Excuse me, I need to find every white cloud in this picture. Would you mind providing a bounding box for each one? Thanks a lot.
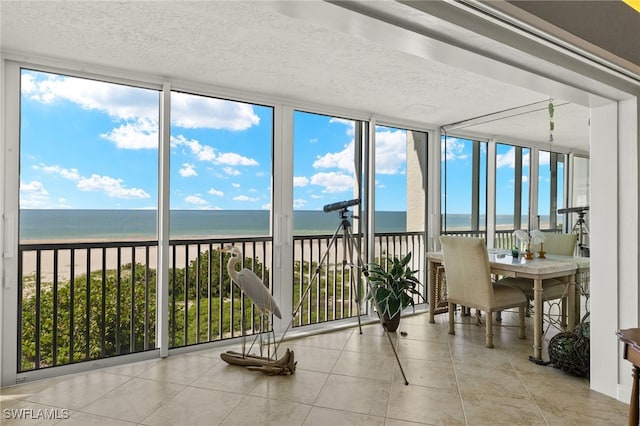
[171,92,260,130]
[375,129,406,175]
[496,147,532,168]
[232,183,240,188]
[171,135,258,167]
[33,163,81,180]
[20,180,49,208]
[185,194,208,206]
[441,137,468,161]
[309,138,318,144]
[313,142,354,172]
[179,163,198,177]
[293,176,310,187]
[215,152,259,166]
[233,195,260,202]
[172,135,217,161]
[224,167,241,176]
[208,187,224,197]
[293,198,308,208]
[22,72,158,121]
[310,172,354,193]
[77,174,150,199]
[101,117,158,149]
[329,117,355,136]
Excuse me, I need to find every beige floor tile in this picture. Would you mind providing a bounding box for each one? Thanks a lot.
[455,364,530,400]
[24,371,131,410]
[0,312,630,426]
[0,399,67,426]
[395,339,452,362]
[141,386,243,426]
[61,411,137,425]
[221,395,311,426]
[384,419,428,426]
[386,382,465,425]
[303,406,386,425]
[191,360,267,394]
[343,332,397,356]
[249,369,328,405]
[99,358,159,377]
[394,322,450,343]
[394,357,457,390]
[137,354,216,385]
[286,344,341,373]
[332,349,396,381]
[79,377,184,423]
[314,374,390,417]
[462,394,546,425]
[290,330,353,351]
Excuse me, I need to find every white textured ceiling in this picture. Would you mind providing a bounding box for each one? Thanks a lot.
[1,0,592,152]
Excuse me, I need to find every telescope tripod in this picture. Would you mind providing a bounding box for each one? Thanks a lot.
[571,210,590,257]
[275,207,409,385]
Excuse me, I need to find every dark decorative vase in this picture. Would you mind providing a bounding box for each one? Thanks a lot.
[383,312,401,332]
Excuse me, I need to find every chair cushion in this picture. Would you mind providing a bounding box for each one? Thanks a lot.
[499,277,567,300]
[492,284,528,311]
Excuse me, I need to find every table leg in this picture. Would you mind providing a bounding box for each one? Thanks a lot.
[631,365,639,426]
[429,260,437,323]
[568,273,576,330]
[532,277,543,361]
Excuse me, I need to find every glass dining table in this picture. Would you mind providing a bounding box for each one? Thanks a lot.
[427,249,590,363]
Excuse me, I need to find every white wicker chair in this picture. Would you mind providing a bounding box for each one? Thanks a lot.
[440,236,527,348]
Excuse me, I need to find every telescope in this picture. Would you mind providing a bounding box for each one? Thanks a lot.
[557,206,589,214]
[323,198,360,213]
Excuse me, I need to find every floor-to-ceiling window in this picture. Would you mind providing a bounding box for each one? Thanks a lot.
[168,91,273,347]
[19,69,160,370]
[537,150,566,230]
[291,111,365,325]
[374,124,427,303]
[441,135,487,236]
[495,143,530,236]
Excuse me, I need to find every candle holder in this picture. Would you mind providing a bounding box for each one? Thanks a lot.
[538,242,546,259]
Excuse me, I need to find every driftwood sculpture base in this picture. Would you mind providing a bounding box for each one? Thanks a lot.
[220,348,296,375]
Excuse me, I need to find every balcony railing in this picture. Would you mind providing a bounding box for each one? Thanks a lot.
[17,232,426,372]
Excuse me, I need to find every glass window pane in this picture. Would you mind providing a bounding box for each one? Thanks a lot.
[169,91,273,237]
[292,111,360,233]
[20,69,160,240]
[441,136,486,233]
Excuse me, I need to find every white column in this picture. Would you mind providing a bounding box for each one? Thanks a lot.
[486,139,497,249]
[156,83,171,358]
[272,105,294,334]
[428,128,441,252]
[1,61,20,386]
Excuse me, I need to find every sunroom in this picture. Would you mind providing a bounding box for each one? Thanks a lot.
[1,0,639,416]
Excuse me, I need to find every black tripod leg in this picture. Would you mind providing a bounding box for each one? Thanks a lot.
[345,227,410,385]
[342,235,362,334]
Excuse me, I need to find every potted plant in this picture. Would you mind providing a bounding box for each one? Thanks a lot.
[366,252,422,332]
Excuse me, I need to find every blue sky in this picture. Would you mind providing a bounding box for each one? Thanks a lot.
[19,69,557,215]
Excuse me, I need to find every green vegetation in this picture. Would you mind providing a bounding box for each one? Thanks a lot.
[19,250,363,372]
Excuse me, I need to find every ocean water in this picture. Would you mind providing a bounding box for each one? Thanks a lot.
[19,210,549,241]
[19,209,408,241]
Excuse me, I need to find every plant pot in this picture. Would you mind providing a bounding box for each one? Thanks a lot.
[383,312,401,332]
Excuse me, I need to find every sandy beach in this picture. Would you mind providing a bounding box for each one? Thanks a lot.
[19,237,407,283]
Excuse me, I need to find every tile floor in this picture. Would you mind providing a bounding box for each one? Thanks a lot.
[0,311,629,425]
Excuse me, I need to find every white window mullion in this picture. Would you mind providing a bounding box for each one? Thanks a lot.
[157,83,171,357]
[1,61,21,386]
[272,104,293,334]
[486,139,497,248]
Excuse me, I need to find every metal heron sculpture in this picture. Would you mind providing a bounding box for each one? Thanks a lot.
[222,246,282,319]
[218,246,295,375]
